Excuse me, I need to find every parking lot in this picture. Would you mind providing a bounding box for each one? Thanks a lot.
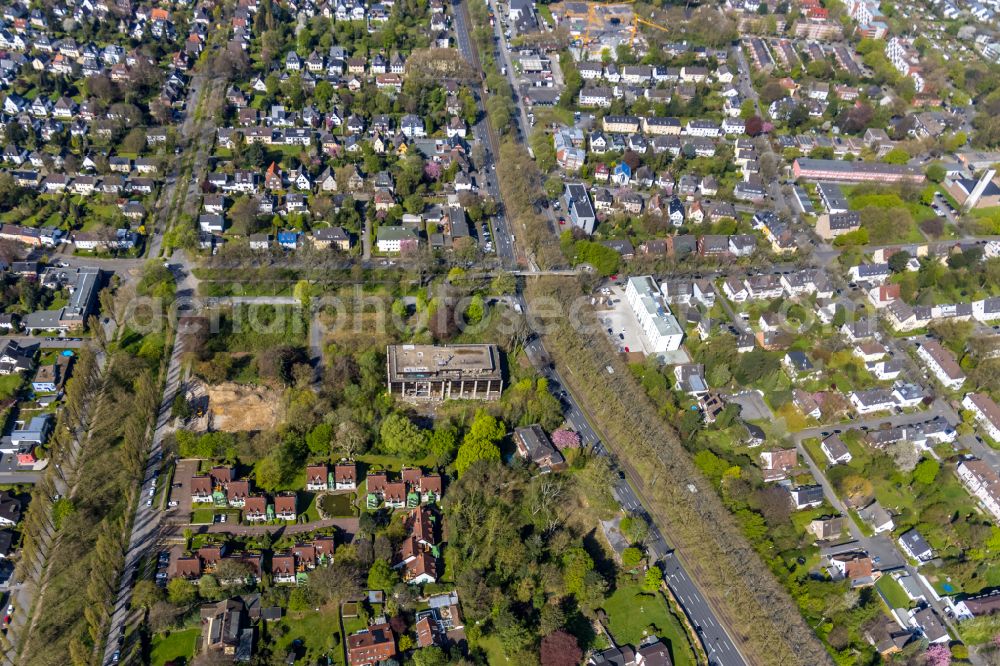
[594,285,648,355]
[168,459,199,522]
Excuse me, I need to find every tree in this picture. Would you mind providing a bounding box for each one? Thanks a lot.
[491,272,516,295]
[254,454,283,492]
[428,426,459,463]
[412,647,449,666]
[379,413,428,458]
[926,162,946,183]
[167,578,197,606]
[841,475,873,505]
[888,250,911,273]
[643,566,662,592]
[745,116,764,137]
[913,458,940,485]
[455,411,505,475]
[562,547,594,597]
[198,574,221,600]
[619,515,649,544]
[883,147,910,164]
[367,558,399,590]
[306,423,334,456]
[539,630,582,666]
[132,580,163,609]
[336,420,369,457]
[464,294,485,325]
[551,429,581,449]
[621,547,643,569]
[925,643,952,666]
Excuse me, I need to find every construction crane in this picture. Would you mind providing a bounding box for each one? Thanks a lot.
[580,0,636,49]
[629,14,674,47]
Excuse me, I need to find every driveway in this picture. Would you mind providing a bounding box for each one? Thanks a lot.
[168,459,199,522]
[725,390,774,422]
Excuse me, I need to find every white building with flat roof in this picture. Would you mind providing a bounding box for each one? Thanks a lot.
[624,276,683,353]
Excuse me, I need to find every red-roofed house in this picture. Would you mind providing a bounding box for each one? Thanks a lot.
[335,463,357,490]
[293,544,318,569]
[171,555,202,579]
[384,482,406,509]
[366,472,388,496]
[401,467,422,485]
[272,553,297,584]
[314,535,336,563]
[275,494,297,521]
[243,495,267,522]
[191,475,213,503]
[306,464,329,491]
[759,448,798,482]
[415,616,443,648]
[227,480,251,507]
[347,623,395,666]
[403,552,438,584]
[417,475,443,502]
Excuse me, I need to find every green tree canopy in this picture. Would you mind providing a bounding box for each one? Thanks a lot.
[379,413,428,458]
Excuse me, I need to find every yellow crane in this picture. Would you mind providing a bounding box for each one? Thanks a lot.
[629,14,674,47]
[579,0,636,48]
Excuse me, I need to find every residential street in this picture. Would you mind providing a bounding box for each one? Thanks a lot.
[794,436,963,640]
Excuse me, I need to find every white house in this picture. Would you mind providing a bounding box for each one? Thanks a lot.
[821,434,853,465]
[916,340,965,391]
[958,458,1000,521]
[625,276,684,353]
[963,393,1000,442]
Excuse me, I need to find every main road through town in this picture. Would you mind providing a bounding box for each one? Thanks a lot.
[452,0,748,661]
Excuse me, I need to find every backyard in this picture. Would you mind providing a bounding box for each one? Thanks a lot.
[600,583,697,666]
[150,627,199,666]
[270,607,345,666]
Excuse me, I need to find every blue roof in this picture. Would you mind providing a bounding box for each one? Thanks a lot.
[613,162,632,177]
[277,231,300,242]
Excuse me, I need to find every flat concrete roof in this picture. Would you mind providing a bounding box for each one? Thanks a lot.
[387,344,500,381]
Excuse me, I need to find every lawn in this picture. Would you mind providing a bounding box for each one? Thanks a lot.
[273,608,345,666]
[0,374,23,401]
[355,453,437,472]
[150,627,199,666]
[875,575,911,610]
[601,583,696,666]
[191,508,216,524]
[476,634,510,664]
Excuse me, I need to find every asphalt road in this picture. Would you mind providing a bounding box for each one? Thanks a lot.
[99,267,193,665]
[452,0,518,268]
[520,307,746,666]
[451,2,747,660]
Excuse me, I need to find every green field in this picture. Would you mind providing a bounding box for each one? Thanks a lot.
[150,627,199,666]
[601,584,697,666]
[273,608,345,666]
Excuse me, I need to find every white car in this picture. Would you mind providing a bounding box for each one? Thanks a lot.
[146,499,153,507]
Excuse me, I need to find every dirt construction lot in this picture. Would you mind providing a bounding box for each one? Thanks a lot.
[188,379,283,432]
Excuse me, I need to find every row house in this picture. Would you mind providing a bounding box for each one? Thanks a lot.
[963,393,1000,442]
[394,506,439,584]
[366,468,443,509]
